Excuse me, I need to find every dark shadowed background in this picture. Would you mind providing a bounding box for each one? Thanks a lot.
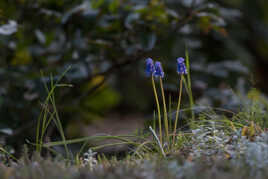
[0,0,268,154]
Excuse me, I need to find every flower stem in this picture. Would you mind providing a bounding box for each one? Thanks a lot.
[172,75,183,147]
[159,77,169,143]
[151,75,162,145]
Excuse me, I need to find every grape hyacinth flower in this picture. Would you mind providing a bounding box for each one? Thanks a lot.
[154,61,164,78]
[145,58,155,76]
[173,57,187,146]
[145,58,163,145]
[154,61,169,141]
[177,57,187,75]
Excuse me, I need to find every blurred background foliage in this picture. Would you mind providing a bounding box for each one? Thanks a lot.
[0,0,267,152]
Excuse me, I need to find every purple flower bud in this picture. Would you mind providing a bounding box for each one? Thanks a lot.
[154,61,164,78]
[177,57,187,75]
[145,58,155,76]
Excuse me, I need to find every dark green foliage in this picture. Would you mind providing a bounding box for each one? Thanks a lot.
[0,0,267,151]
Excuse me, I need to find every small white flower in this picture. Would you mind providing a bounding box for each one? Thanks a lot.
[81,149,97,170]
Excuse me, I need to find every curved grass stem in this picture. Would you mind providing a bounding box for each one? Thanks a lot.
[149,126,166,157]
[159,78,169,144]
[172,75,183,147]
[151,75,162,145]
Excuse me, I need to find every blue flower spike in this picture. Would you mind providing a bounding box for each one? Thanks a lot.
[154,61,164,78]
[177,57,187,75]
[145,58,155,77]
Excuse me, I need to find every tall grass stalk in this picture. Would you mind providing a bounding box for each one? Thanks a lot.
[168,94,172,132]
[36,66,72,159]
[185,50,195,122]
[172,75,183,146]
[49,75,70,159]
[151,75,163,145]
[153,111,156,131]
[159,78,169,143]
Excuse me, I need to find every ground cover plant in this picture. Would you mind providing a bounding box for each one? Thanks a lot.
[0,0,260,151]
[1,53,268,179]
[2,1,268,178]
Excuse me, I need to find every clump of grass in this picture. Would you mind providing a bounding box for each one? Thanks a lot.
[32,51,267,162]
[2,52,268,179]
[35,66,73,159]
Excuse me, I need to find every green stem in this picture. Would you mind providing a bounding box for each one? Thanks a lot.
[168,94,172,132]
[185,50,195,122]
[159,77,169,143]
[172,75,183,147]
[151,75,162,145]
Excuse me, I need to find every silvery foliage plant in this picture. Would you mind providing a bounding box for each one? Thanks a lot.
[189,121,231,159]
[187,121,268,175]
[232,132,268,171]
